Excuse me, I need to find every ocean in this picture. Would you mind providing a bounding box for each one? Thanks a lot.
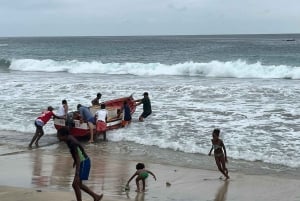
[1,34,300,181]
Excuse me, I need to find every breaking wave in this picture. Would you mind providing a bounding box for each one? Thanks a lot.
[8,58,300,79]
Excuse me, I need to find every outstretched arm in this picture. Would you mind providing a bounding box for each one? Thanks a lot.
[127,172,138,184]
[134,99,142,102]
[147,170,157,180]
[52,113,62,119]
[134,99,142,106]
[208,145,213,156]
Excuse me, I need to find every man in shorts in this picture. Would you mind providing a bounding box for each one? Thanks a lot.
[95,103,108,140]
[57,127,103,201]
[77,104,96,143]
[135,92,152,122]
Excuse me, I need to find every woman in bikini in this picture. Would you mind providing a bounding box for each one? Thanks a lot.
[208,128,230,180]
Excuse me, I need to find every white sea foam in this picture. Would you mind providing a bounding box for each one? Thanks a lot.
[8,58,300,79]
[1,69,300,168]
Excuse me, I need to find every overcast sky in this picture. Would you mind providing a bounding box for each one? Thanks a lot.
[0,0,299,37]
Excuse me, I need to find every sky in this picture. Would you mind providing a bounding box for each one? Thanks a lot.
[0,0,299,37]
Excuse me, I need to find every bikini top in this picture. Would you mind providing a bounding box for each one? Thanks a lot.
[212,139,223,150]
[213,144,222,150]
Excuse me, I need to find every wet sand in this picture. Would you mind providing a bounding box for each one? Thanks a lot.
[0,143,300,201]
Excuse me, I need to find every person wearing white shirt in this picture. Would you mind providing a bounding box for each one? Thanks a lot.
[95,104,108,140]
[57,99,68,119]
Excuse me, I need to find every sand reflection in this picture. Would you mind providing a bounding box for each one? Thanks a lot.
[214,181,229,201]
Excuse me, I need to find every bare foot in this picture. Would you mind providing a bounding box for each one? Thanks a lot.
[94,193,103,201]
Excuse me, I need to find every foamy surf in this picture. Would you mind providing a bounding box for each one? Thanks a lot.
[8,58,300,79]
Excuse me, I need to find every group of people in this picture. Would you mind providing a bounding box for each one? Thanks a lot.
[28,91,230,201]
[57,127,157,201]
[28,92,154,201]
[29,92,152,146]
[55,126,228,201]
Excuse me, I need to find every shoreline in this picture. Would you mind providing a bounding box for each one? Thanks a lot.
[1,167,300,201]
[1,145,300,201]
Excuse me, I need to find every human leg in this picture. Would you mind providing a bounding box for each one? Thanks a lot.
[29,125,43,147]
[103,131,107,141]
[142,179,146,191]
[215,157,229,179]
[88,122,94,143]
[72,177,82,201]
[138,115,144,122]
[29,133,38,147]
[74,159,103,201]
[135,177,141,192]
[34,127,44,146]
[139,111,151,122]
[79,182,103,201]
[220,157,229,179]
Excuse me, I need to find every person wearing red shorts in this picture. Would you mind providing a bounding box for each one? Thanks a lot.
[95,103,108,140]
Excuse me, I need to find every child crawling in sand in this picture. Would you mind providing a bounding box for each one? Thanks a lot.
[127,163,157,192]
[208,128,230,180]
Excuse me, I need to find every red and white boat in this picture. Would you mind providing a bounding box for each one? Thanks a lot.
[54,95,136,138]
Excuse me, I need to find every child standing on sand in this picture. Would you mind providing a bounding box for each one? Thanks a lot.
[127,163,156,192]
[57,127,103,201]
[208,128,230,180]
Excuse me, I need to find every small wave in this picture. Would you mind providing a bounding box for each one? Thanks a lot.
[8,58,300,79]
[0,44,8,47]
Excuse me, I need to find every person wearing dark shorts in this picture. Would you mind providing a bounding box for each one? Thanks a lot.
[57,127,103,201]
[135,92,152,122]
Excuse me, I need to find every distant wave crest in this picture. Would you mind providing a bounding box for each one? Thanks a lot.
[8,58,300,79]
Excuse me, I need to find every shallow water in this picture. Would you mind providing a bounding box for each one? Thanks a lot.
[1,35,300,180]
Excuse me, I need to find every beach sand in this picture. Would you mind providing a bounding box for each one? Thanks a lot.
[0,142,300,201]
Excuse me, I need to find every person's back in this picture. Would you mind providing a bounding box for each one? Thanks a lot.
[77,104,96,143]
[79,105,93,122]
[38,108,55,125]
[95,104,108,140]
[96,109,107,122]
[142,96,151,113]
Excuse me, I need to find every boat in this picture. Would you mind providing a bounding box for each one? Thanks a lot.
[54,95,136,139]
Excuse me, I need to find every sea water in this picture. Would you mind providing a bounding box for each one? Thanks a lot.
[1,34,300,178]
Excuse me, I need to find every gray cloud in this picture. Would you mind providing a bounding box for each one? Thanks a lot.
[0,0,299,36]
